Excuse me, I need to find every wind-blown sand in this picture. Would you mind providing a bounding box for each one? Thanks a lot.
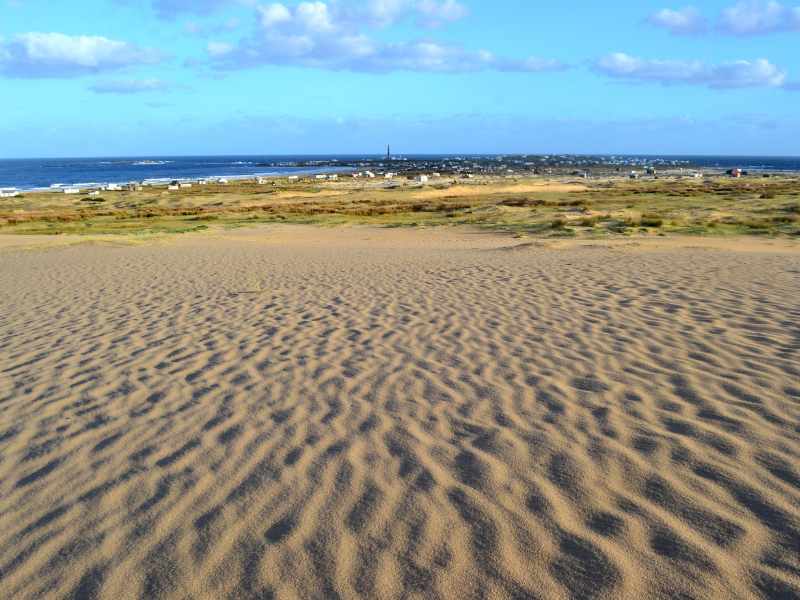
[1,227,799,600]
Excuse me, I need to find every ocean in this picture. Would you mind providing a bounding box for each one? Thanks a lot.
[0,154,798,191]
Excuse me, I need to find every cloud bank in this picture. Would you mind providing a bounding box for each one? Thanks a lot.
[717,1,800,36]
[592,53,788,89]
[643,7,708,36]
[0,32,170,78]
[204,0,567,73]
[645,2,800,36]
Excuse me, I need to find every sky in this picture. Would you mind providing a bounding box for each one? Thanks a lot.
[0,0,798,157]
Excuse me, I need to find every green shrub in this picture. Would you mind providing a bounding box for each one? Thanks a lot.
[551,217,568,229]
[639,215,663,227]
[746,220,773,229]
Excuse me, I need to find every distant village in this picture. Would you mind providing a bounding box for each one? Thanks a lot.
[262,153,763,181]
[0,154,783,197]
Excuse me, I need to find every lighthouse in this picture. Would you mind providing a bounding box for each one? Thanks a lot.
[387,144,391,160]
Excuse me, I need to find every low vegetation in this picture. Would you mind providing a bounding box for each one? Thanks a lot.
[2,175,799,238]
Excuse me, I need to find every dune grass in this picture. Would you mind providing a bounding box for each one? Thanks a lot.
[2,175,800,238]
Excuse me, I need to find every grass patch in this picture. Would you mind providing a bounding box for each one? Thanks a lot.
[639,215,663,227]
[4,176,800,238]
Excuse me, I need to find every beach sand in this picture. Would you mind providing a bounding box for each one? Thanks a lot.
[1,226,799,600]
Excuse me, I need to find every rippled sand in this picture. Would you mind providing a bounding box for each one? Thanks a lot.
[1,227,799,600]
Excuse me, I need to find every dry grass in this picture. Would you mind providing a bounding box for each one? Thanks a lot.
[2,176,799,238]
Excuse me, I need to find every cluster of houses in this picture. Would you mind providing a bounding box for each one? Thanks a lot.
[54,178,237,195]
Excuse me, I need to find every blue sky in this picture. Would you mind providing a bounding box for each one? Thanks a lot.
[0,0,798,157]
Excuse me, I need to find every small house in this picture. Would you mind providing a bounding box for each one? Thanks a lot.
[198,180,208,185]
[288,175,299,180]
[327,174,338,180]
[88,191,100,196]
[311,174,325,179]
[730,169,742,178]
[63,188,80,194]
[106,184,120,191]
[364,171,375,178]
[629,172,638,179]
[417,175,429,182]
[179,183,191,188]
[691,173,703,178]
[167,185,179,190]
[218,179,228,184]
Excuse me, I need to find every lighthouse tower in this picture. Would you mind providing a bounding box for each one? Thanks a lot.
[387,144,391,160]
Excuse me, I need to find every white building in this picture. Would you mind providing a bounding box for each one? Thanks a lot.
[288,175,299,180]
[198,180,208,185]
[384,173,395,179]
[256,178,267,184]
[691,172,703,178]
[0,190,20,197]
[417,175,429,182]
[167,185,179,190]
[218,179,228,184]
[327,174,338,180]
[364,171,375,178]
[350,172,362,178]
[179,183,192,188]
[63,188,80,194]
[431,172,441,177]
[106,184,120,191]
[88,191,100,196]
[311,174,325,179]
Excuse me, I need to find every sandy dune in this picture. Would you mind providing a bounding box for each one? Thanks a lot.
[407,182,588,199]
[1,227,799,600]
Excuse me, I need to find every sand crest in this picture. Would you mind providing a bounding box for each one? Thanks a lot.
[1,227,799,599]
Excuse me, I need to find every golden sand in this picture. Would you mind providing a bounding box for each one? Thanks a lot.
[1,226,799,599]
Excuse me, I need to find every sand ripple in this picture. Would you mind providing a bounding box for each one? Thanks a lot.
[1,231,799,599]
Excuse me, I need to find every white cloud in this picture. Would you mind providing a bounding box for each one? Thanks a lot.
[355,0,470,29]
[0,32,170,78]
[591,53,788,89]
[644,7,708,36]
[717,1,800,36]
[89,77,188,93]
[205,0,566,74]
